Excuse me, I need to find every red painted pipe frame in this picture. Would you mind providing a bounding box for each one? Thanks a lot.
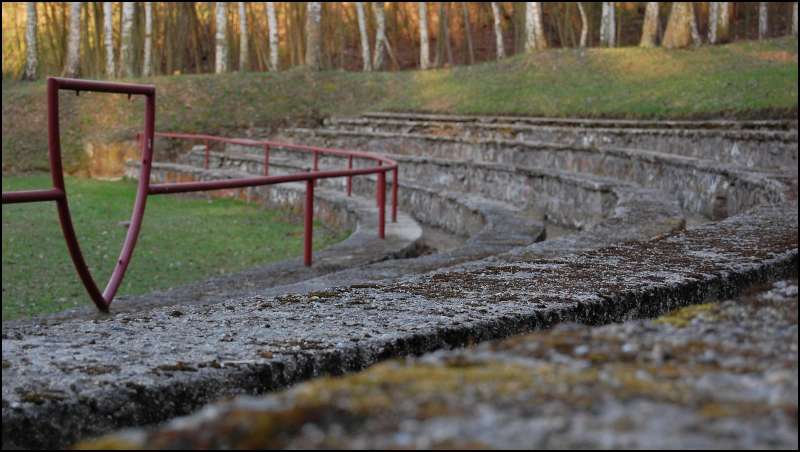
[1,78,399,313]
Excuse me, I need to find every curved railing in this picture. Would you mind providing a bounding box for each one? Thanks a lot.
[1,77,399,313]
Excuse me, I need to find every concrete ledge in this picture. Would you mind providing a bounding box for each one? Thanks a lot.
[2,205,797,449]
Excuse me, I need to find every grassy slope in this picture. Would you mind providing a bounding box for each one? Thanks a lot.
[1,175,348,320]
[2,38,797,173]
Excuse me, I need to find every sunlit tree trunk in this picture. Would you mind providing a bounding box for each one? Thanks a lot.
[717,2,731,43]
[266,2,279,71]
[215,2,228,73]
[758,2,768,39]
[419,2,430,69]
[708,1,719,44]
[462,3,474,64]
[239,2,249,71]
[24,2,38,80]
[490,2,505,58]
[305,2,322,70]
[525,2,546,51]
[662,2,695,49]
[600,2,616,47]
[373,2,386,69]
[577,2,588,48]
[120,2,135,77]
[793,2,798,37]
[63,2,82,77]
[143,2,153,76]
[689,2,702,46]
[103,2,115,77]
[640,2,659,47]
[355,2,372,71]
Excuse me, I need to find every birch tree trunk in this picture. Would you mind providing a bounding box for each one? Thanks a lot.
[355,2,372,71]
[662,2,694,49]
[266,2,279,71]
[305,2,322,70]
[490,2,505,59]
[239,2,248,71]
[215,2,228,73]
[708,1,719,44]
[758,2,768,39]
[24,2,38,80]
[525,2,546,50]
[372,2,386,70]
[577,2,588,48]
[689,2,702,46]
[143,2,153,76]
[103,1,115,77]
[600,2,616,47]
[462,3,475,64]
[640,2,659,47]
[793,2,798,37]
[120,2,135,77]
[62,2,82,77]
[419,2,430,69]
[717,2,731,43]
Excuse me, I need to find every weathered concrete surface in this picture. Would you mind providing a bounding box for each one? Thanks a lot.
[284,128,791,219]
[327,116,799,170]
[3,205,797,449]
[79,279,799,449]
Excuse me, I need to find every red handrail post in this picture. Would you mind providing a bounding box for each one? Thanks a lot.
[204,139,210,169]
[263,144,270,176]
[312,150,319,187]
[304,178,314,266]
[378,171,386,239]
[376,161,383,207]
[347,155,353,196]
[391,167,398,223]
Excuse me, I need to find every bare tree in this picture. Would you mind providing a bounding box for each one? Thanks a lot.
[419,2,431,69]
[640,2,660,47]
[215,2,228,73]
[461,3,475,64]
[373,2,387,70]
[305,2,322,70]
[23,2,37,80]
[355,3,372,71]
[120,2,135,77]
[525,2,547,51]
[490,3,505,59]
[689,2,702,46]
[708,1,720,44]
[104,2,115,77]
[600,2,616,47]
[62,2,82,77]
[662,2,695,49]
[239,3,249,71]
[758,2,769,39]
[577,2,589,48]
[143,2,153,76]
[266,2,279,71]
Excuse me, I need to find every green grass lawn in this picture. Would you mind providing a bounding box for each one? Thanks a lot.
[2,38,796,173]
[1,174,350,320]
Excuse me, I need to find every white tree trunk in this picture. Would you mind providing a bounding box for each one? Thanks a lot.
[143,2,153,76]
[525,2,546,51]
[103,2,115,77]
[239,2,248,71]
[758,2,768,39]
[372,2,386,70]
[577,2,588,48]
[62,2,82,77]
[689,2,702,46]
[708,1,719,44]
[215,2,228,73]
[418,2,430,69]
[120,2,135,77]
[490,2,505,59]
[24,2,37,80]
[266,2,279,71]
[718,2,731,43]
[355,2,372,71]
[640,2,659,47]
[793,2,798,37]
[600,2,616,47]
[305,2,322,70]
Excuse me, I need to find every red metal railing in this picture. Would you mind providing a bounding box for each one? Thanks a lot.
[1,77,398,313]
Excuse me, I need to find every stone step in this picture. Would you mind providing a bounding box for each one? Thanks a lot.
[325,116,799,171]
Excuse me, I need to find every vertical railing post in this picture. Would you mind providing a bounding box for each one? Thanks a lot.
[263,144,270,176]
[347,155,353,196]
[378,171,386,239]
[304,178,314,266]
[312,150,319,187]
[391,167,398,223]
[204,139,210,169]
[376,161,383,207]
